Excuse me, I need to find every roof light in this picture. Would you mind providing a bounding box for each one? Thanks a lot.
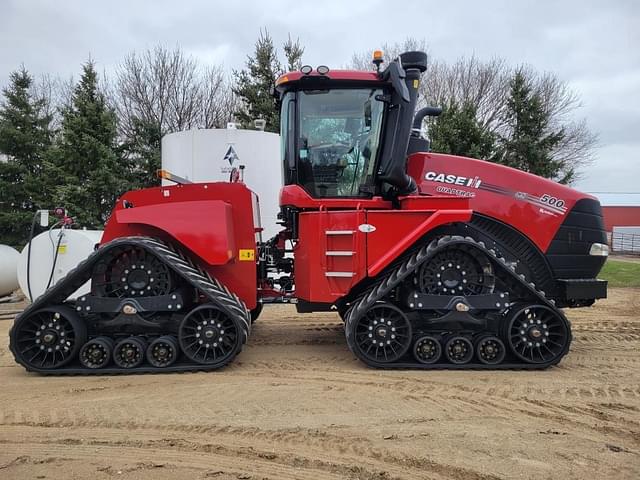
[372,50,384,72]
[156,169,193,185]
[316,65,329,75]
[300,65,313,75]
[275,75,289,86]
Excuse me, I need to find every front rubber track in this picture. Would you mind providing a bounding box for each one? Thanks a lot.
[345,235,572,370]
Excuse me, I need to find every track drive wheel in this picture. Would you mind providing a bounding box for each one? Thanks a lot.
[93,246,173,298]
[506,304,571,364]
[11,306,87,370]
[178,304,243,367]
[347,302,412,364]
[413,335,442,364]
[416,245,495,296]
[79,336,114,369]
[113,337,147,368]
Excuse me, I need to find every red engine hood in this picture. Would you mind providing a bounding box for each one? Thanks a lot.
[406,152,597,252]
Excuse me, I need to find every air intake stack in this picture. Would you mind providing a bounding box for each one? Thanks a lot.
[376,51,428,195]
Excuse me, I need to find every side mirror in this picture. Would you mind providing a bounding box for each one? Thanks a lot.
[381,61,410,102]
[286,100,296,170]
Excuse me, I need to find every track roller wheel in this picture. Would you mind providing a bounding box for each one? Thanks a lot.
[79,336,114,369]
[444,336,473,364]
[178,304,242,366]
[146,335,179,368]
[348,302,412,364]
[10,306,87,370]
[506,304,570,364]
[475,335,506,365]
[413,335,442,364]
[113,337,147,368]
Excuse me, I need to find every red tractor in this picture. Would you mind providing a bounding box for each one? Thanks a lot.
[10,51,608,373]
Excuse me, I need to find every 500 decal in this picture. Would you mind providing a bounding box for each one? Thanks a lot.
[425,171,482,188]
[540,194,565,209]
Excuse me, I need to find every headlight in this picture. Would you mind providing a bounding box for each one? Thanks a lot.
[589,243,609,256]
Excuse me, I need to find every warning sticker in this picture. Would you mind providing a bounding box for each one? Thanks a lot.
[238,249,255,261]
[57,244,67,254]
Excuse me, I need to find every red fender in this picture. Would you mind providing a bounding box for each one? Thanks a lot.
[115,200,236,265]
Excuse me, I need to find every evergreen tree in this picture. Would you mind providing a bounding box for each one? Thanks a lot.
[495,70,569,182]
[121,116,162,189]
[0,68,54,247]
[429,101,495,159]
[51,61,129,228]
[283,35,305,72]
[233,30,305,132]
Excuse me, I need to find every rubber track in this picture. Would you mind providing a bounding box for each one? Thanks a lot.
[344,235,572,369]
[9,236,251,375]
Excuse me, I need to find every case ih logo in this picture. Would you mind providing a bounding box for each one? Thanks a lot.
[425,171,482,188]
[223,145,239,166]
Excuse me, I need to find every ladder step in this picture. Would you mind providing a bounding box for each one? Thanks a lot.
[325,272,355,278]
[326,230,354,235]
[326,251,354,256]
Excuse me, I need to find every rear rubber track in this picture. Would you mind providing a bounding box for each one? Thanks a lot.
[9,236,251,375]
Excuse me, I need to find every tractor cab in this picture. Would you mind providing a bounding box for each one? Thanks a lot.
[274,51,429,200]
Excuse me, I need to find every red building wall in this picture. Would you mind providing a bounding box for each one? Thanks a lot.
[602,206,640,232]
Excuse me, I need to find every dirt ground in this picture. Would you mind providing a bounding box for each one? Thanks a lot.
[0,289,638,480]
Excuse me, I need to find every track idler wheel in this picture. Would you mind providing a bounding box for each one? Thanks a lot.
[444,335,473,364]
[178,304,242,367]
[475,335,506,365]
[10,306,87,370]
[146,335,179,368]
[79,336,114,369]
[113,337,147,368]
[348,302,412,364]
[506,304,571,364]
[413,335,442,364]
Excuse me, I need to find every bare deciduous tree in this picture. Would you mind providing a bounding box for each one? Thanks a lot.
[422,56,511,131]
[114,45,234,137]
[350,42,596,182]
[348,38,429,70]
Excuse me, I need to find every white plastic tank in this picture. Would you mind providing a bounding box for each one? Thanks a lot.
[18,229,103,302]
[0,244,20,297]
[161,127,282,240]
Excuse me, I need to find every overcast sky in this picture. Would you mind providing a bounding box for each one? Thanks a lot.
[1,0,638,201]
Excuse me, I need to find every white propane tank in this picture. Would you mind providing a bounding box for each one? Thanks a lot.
[17,229,103,302]
[0,244,20,297]
[161,127,282,240]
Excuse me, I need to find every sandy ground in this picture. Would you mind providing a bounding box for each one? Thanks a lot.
[0,289,638,480]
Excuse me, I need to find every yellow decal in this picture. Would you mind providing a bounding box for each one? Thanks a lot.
[239,249,255,261]
[413,79,419,89]
[57,244,67,254]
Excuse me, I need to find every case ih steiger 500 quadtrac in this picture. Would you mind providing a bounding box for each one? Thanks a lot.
[10,51,608,374]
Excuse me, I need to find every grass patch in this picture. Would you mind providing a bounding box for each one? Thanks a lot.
[599,259,640,287]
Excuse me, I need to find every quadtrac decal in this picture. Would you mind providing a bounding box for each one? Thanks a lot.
[424,171,568,216]
[424,171,481,198]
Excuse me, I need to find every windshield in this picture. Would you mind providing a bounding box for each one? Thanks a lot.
[295,88,384,197]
